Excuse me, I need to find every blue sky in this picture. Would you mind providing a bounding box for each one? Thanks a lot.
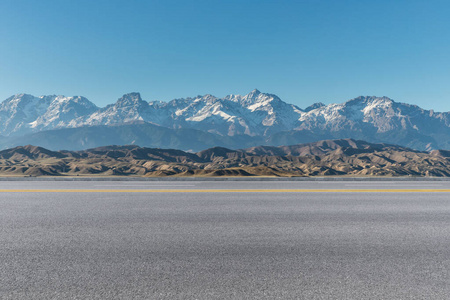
[1,0,449,111]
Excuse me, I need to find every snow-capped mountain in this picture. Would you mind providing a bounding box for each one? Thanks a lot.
[295,96,450,150]
[65,89,303,137]
[0,91,449,151]
[298,96,449,133]
[0,94,98,135]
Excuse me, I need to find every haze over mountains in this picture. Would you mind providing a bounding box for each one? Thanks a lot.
[0,90,449,151]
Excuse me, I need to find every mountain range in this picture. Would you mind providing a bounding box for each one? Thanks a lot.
[0,90,449,151]
[0,139,449,177]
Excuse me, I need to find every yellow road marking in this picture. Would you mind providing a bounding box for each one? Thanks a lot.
[0,189,449,193]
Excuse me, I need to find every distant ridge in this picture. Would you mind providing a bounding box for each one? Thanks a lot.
[0,139,448,177]
[0,91,449,151]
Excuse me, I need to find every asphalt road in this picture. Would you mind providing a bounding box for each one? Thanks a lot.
[1,180,450,299]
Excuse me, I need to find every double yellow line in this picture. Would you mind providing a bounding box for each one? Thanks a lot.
[0,189,449,193]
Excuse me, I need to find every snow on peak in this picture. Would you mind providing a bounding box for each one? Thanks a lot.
[0,94,99,135]
[345,96,393,107]
[304,102,325,112]
[1,92,447,146]
[249,88,261,95]
[115,92,144,107]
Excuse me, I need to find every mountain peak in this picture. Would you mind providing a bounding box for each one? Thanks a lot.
[115,92,144,107]
[0,91,448,151]
[238,89,266,106]
[304,102,326,112]
[223,89,262,103]
[248,89,261,97]
[200,94,218,103]
[3,93,35,103]
[346,96,394,105]
[14,93,29,98]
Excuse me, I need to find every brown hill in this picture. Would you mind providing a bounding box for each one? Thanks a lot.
[0,139,448,177]
[0,145,65,160]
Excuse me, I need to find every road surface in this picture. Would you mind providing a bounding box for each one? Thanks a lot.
[1,180,450,299]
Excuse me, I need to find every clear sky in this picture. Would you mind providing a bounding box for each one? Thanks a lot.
[1,0,449,111]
